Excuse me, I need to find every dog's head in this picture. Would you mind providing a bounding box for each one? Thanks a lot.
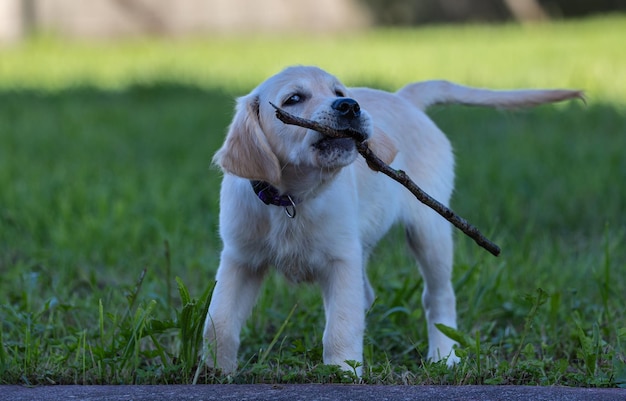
[213,66,373,187]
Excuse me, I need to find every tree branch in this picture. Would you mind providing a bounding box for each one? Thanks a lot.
[270,102,501,257]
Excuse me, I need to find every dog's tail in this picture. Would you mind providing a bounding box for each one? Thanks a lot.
[396,80,584,111]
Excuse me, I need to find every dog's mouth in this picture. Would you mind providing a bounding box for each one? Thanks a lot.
[311,136,358,168]
[313,136,356,152]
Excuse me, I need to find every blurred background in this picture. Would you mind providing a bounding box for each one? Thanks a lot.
[1,0,625,42]
[1,0,625,386]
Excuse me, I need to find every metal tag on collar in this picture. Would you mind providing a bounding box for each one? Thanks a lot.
[284,195,296,218]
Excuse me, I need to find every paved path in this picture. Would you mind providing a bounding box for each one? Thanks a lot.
[1,385,625,401]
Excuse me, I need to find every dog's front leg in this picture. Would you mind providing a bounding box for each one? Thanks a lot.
[319,251,365,376]
[203,252,265,373]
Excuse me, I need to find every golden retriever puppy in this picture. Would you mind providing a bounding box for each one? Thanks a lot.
[203,66,581,375]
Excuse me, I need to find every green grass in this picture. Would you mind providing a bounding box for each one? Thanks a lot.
[1,15,625,386]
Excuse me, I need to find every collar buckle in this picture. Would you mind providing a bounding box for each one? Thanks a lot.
[251,180,298,218]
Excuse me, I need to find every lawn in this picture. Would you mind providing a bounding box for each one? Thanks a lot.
[0,15,625,386]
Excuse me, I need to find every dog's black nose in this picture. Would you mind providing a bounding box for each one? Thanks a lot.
[331,97,361,120]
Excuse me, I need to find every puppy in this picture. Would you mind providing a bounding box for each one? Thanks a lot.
[203,66,581,374]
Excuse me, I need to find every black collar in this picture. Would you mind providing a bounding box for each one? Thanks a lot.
[250,180,298,218]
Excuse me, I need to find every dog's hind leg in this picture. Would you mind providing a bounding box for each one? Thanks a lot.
[362,253,376,309]
[405,207,459,365]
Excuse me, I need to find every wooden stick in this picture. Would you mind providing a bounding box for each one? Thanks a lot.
[270,102,501,257]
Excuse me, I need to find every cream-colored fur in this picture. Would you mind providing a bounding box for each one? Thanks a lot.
[203,66,582,374]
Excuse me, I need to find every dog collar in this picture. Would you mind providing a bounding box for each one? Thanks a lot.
[250,180,298,218]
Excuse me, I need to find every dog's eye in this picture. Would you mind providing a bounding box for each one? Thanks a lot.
[335,90,346,97]
[284,94,304,106]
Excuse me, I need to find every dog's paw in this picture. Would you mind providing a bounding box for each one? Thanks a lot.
[203,350,238,374]
[427,341,460,367]
[202,338,238,374]
[444,351,460,367]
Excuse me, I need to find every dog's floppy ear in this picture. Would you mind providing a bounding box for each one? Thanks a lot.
[367,128,398,166]
[213,95,282,186]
